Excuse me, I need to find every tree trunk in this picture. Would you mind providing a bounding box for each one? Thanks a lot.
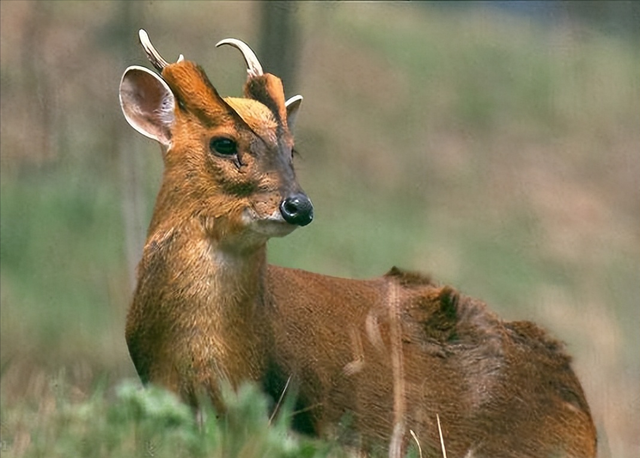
[258,1,301,96]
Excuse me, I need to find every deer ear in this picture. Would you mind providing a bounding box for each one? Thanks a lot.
[285,95,303,132]
[119,66,175,146]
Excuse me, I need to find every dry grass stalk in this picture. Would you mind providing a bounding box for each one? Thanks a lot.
[436,414,447,458]
[409,429,423,458]
[268,375,292,425]
[388,280,406,458]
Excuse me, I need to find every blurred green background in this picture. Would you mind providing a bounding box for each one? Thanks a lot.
[1,1,638,457]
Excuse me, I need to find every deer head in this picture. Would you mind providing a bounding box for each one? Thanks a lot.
[119,30,312,250]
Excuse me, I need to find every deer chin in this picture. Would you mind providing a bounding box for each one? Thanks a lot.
[243,208,297,238]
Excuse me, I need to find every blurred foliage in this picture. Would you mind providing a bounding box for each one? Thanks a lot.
[1,2,639,457]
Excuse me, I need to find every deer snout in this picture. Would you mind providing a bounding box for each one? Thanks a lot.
[280,193,314,227]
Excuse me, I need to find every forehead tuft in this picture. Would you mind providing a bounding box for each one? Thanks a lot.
[161,61,286,144]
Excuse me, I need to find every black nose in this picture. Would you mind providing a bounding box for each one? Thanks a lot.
[280,193,314,227]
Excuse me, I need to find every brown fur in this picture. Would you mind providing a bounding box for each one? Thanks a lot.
[120,41,597,457]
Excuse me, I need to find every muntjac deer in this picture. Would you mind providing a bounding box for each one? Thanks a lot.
[120,30,597,457]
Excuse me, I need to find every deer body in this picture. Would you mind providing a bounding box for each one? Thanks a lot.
[120,31,597,457]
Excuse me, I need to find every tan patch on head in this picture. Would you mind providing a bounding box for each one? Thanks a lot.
[224,97,278,144]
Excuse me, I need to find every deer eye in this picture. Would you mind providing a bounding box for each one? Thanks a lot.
[210,137,238,157]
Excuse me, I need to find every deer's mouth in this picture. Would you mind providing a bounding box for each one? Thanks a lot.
[242,208,298,238]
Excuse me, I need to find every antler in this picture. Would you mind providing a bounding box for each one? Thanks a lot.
[216,38,264,79]
[138,29,184,72]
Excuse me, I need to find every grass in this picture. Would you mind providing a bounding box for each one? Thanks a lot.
[1,376,342,458]
[1,2,639,457]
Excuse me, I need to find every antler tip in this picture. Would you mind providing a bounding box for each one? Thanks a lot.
[137,29,170,72]
[214,38,229,49]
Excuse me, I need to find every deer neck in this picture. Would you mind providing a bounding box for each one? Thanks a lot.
[134,215,271,395]
[208,238,269,311]
[170,217,268,323]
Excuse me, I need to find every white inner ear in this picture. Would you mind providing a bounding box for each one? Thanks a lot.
[119,66,175,146]
[285,95,303,132]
